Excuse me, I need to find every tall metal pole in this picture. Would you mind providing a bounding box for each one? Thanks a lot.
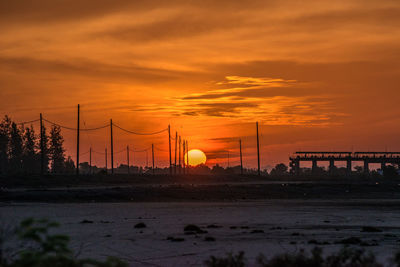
[127,145,130,175]
[178,136,181,174]
[110,119,114,174]
[168,125,172,176]
[76,104,80,176]
[89,147,92,175]
[227,150,230,168]
[40,113,44,175]
[174,131,177,175]
[186,140,189,175]
[239,139,243,175]
[152,143,155,175]
[146,150,148,168]
[105,148,107,174]
[182,140,185,174]
[256,121,261,176]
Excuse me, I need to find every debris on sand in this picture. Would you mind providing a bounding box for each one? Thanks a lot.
[361,226,382,232]
[308,239,330,245]
[167,236,185,242]
[184,231,197,235]
[80,219,94,224]
[336,237,362,245]
[184,224,207,234]
[204,236,216,242]
[207,224,222,229]
[134,222,146,228]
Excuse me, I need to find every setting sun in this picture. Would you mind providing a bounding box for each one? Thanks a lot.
[185,149,207,166]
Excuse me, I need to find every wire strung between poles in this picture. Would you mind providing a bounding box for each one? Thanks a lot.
[113,123,168,135]
[16,119,40,125]
[129,147,151,153]
[79,150,90,156]
[43,118,109,131]
[92,150,106,155]
[154,146,168,153]
[113,148,127,154]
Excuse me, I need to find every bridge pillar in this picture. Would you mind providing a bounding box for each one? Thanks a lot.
[346,159,352,176]
[295,159,300,176]
[381,162,386,170]
[364,160,369,174]
[329,159,335,175]
[312,159,318,174]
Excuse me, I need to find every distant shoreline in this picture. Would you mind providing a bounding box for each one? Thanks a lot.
[1,175,400,203]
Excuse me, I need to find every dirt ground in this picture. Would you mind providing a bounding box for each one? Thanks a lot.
[2,200,400,266]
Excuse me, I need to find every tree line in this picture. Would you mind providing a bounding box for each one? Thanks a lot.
[0,115,74,175]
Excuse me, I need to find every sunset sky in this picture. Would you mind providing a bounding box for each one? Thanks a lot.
[1,0,400,169]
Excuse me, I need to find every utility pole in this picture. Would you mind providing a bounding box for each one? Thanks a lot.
[89,147,92,175]
[239,139,243,175]
[152,143,155,175]
[146,150,148,168]
[186,140,189,175]
[178,136,181,174]
[110,119,114,174]
[174,131,177,175]
[127,145,130,175]
[227,150,230,168]
[105,148,107,174]
[76,104,80,176]
[182,140,185,174]
[168,125,172,176]
[256,121,261,176]
[40,113,44,175]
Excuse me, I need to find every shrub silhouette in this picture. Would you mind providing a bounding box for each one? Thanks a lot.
[0,218,127,267]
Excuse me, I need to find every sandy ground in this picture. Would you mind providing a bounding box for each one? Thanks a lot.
[2,200,400,266]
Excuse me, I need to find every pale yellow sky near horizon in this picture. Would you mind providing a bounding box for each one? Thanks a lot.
[1,0,400,168]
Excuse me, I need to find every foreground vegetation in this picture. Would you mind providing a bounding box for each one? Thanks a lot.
[206,248,400,267]
[0,218,126,267]
[2,218,400,266]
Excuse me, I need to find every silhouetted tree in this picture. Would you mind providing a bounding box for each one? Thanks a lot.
[9,122,23,174]
[41,125,50,174]
[0,116,11,174]
[383,165,398,178]
[354,166,363,174]
[270,163,288,176]
[211,164,225,175]
[22,125,38,174]
[64,156,75,174]
[49,125,65,173]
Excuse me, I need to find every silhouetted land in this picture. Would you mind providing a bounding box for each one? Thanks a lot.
[2,174,400,202]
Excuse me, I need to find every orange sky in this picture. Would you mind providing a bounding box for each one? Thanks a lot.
[1,0,400,169]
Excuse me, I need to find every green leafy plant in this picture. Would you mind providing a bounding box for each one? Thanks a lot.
[1,218,127,267]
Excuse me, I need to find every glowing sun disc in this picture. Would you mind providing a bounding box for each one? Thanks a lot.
[185,149,207,166]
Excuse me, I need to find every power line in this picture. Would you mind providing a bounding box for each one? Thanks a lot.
[79,150,90,156]
[113,123,167,135]
[113,148,126,154]
[43,118,109,131]
[129,147,151,153]
[16,119,40,125]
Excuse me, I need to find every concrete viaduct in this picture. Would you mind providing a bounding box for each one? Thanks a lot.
[289,152,400,175]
